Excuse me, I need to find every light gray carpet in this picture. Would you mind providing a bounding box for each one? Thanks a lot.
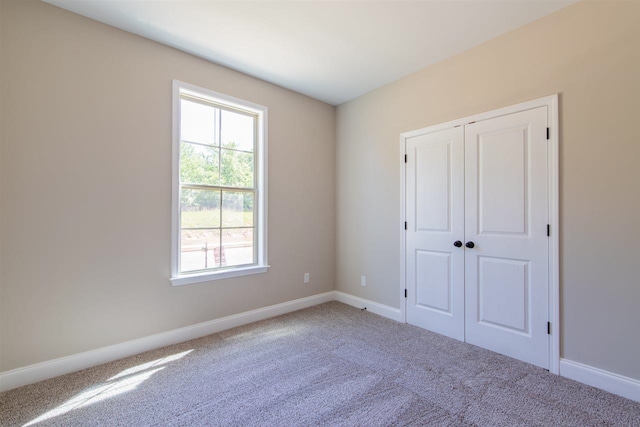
[1,302,639,426]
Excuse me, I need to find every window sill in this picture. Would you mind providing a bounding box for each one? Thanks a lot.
[170,265,270,286]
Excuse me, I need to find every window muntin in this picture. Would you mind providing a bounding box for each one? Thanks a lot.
[171,81,267,285]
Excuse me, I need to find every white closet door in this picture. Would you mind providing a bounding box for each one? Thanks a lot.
[406,127,465,341]
[464,106,549,369]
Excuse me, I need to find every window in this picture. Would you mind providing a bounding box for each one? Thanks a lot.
[171,81,268,286]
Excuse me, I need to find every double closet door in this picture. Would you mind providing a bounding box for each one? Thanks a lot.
[405,106,550,369]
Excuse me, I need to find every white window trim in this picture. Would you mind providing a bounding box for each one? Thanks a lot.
[170,80,269,286]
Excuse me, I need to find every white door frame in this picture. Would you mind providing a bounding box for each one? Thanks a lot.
[399,94,560,374]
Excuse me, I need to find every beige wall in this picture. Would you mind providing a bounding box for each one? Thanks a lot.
[0,0,3,368]
[337,0,640,380]
[0,0,335,372]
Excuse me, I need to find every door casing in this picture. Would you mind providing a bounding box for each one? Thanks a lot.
[399,94,559,374]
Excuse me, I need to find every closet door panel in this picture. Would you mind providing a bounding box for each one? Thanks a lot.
[477,129,528,235]
[406,127,465,341]
[464,106,549,369]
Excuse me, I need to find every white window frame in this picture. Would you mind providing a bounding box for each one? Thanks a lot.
[170,80,268,286]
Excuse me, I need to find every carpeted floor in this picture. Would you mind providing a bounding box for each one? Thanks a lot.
[1,302,639,426]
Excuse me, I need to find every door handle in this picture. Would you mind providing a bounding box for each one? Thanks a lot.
[453,241,462,247]
[465,241,475,248]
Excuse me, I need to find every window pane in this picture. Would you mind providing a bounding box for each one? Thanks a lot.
[181,99,218,145]
[180,142,220,185]
[180,229,221,272]
[222,191,254,228]
[222,228,254,267]
[221,109,254,152]
[181,189,221,228]
[220,148,254,188]
[174,83,266,281]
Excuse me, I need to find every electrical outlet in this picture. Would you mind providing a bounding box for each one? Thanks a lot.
[304,273,310,284]
[361,275,366,286]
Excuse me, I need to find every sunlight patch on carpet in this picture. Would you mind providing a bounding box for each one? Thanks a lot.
[23,349,193,426]
[108,349,193,381]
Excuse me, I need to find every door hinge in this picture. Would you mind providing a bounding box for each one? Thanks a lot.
[404,289,407,298]
[547,127,550,140]
[547,322,551,335]
[404,221,407,230]
[404,154,407,163]
[547,224,550,237]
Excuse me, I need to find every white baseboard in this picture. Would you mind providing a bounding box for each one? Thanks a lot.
[8,291,638,405]
[333,291,402,322]
[560,358,640,402]
[0,291,335,393]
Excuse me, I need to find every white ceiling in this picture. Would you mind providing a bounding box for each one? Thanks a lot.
[43,0,576,106]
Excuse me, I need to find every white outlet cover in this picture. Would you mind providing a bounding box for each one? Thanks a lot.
[361,276,366,286]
